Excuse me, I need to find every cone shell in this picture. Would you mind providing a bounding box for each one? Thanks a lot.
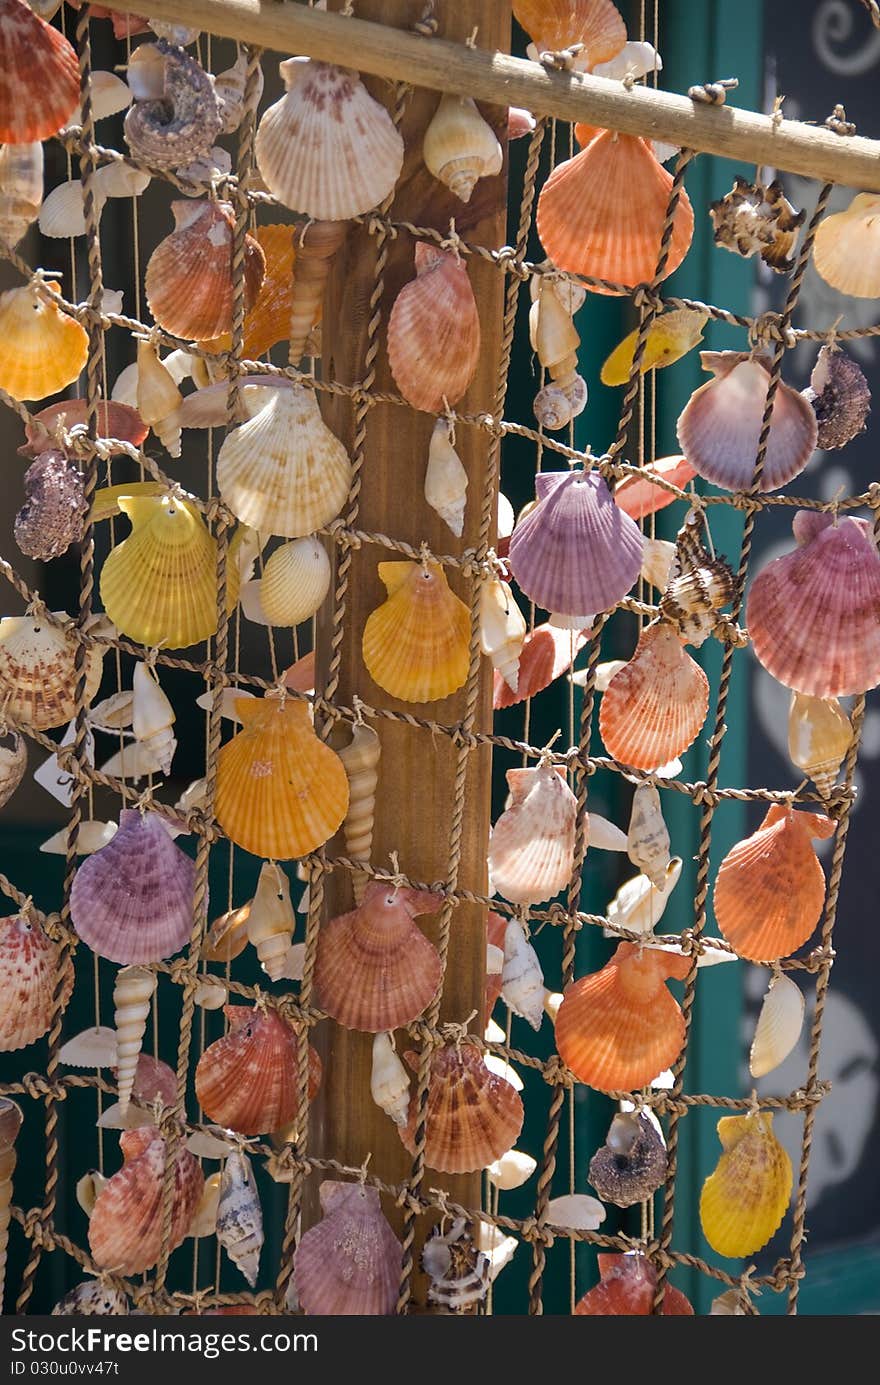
[23,399,148,458]
[787,691,852,799]
[259,537,331,627]
[0,913,69,1051]
[294,1181,403,1316]
[677,352,817,492]
[70,809,196,965]
[195,1003,321,1136]
[536,132,694,291]
[509,470,644,618]
[700,1112,793,1258]
[100,493,218,649]
[574,1253,693,1315]
[387,245,481,412]
[217,385,352,539]
[88,1126,203,1276]
[215,696,349,859]
[493,622,587,710]
[145,200,264,342]
[601,308,708,386]
[488,761,577,905]
[555,941,690,1091]
[713,804,833,962]
[255,59,404,219]
[362,561,470,704]
[0,612,104,731]
[0,729,26,809]
[613,455,696,521]
[813,193,880,298]
[749,972,805,1079]
[588,1111,667,1207]
[423,94,503,203]
[315,880,442,1032]
[513,0,627,69]
[747,511,880,697]
[0,0,79,142]
[599,622,709,770]
[399,1042,524,1174]
[335,721,381,904]
[0,140,42,246]
[0,284,88,401]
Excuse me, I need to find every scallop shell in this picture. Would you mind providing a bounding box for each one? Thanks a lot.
[112,965,156,1117]
[335,721,381,903]
[23,399,148,458]
[293,1180,403,1316]
[258,537,331,627]
[399,1041,524,1174]
[370,1031,410,1127]
[425,418,468,538]
[700,1111,793,1258]
[787,691,852,799]
[423,93,503,203]
[215,696,349,859]
[70,809,197,965]
[488,761,577,905]
[99,493,219,649]
[574,1252,693,1315]
[246,861,295,982]
[480,577,526,694]
[0,729,26,809]
[14,451,87,562]
[508,470,644,618]
[201,223,298,359]
[0,284,88,401]
[217,385,352,539]
[315,880,442,1032]
[627,782,671,890]
[493,622,588,710]
[0,913,69,1051]
[536,131,694,291]
[749,972,805,1079]
[387,244,481,413]
[813,193,880,297]
[52,1280,131,1316]
[288,219,348,365]
[501,918,544,1030]
[513,0,627,70]
[555,941,690,1091]
[362,561,470,704]
[216,1150,263,1287]
[588,1111,667,1207]
[676,352,817,492]
[59,1025,118,1069]
[195,1003,321,1136]
[802,345,871,451]
[0,0,79,142]
[599,622,709,770]
[88,1126,203,1276]
[613,455,696,521]
[0,612,104,731]
[124,40,221,170]
[145,199,264,342]
[713,804,834,962]
[0,140,42,246]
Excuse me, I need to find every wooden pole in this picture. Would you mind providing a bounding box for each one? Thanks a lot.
[124,0,880,190]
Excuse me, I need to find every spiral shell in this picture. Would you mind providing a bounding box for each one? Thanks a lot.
[423,93,503,203]
[124,40,221,170]
[217,1150,263,1287]
[370,1031,410,1127]
[425,418,468,537]
[335,722,381,904]
[0,141,42,247]
[287,219,347,365]
[136,340,182,458]
[626,782,671,890]
[480,578,526,694]
[246,862,295,982]
[113,966,156,1118]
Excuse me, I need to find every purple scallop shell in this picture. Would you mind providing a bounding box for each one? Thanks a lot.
[507,470,644,617]
[747,510,880,697]
[70,809,197,964]
[293,1181,402,1315]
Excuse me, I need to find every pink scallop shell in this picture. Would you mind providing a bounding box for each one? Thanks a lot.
[293,1181,402,1315]
[493,622,588,709]
[22,400,148,458]
[0,913,70,1051]
[488,761,577,904]
[599,621,709,770]
[387,244,481,412]
[88,1126,203,1276]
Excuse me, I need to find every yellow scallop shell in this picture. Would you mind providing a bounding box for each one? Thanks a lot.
[600,307,708,387]
[699,1111,793,1258]
[0,284,88,401]
[362,561,470,704]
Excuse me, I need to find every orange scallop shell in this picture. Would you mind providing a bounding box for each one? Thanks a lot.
[88,1126,203,1276]
[513,0,627,70]
[0,0,80,143]
[613,456,697,521]
[574,1253,694,1315]
[493,621,588,710]
[713,804,834,962]
[387,244,481,412]
[145,200,265,343]
[399,1042,524,1173]
[201,223,296,359]
[195,1004,321,1137]
[599,621,709,770]
[0,912,71,1051]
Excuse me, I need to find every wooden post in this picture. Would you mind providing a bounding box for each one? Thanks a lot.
[305,1,510,1310]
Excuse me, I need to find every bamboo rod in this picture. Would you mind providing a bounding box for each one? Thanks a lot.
[122,0,880,190]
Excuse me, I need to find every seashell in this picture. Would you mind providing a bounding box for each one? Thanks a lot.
[529,279,587,429]
[0,0,79,142]
[513,0,627,70]
[478,1224,519,1282]
[423,93,502,203]
[40,820,117,855]
[593,39,662,80]
[202,903,250,963]
[89,690,133,733]
[99,730,176,782]
[484,911,507,1024]
[484,1053,523,1091]
[335,721,381,903]
[370,1030,410,1127]
[802,345,870,451]
[216,696,349,859]
[528,266,588,315]
[59,1026,118,1069]
[713,804,834,962]
[749,971,805,1079]
[700,1111,792,1257]
[545,1194,606,1234]
[0,612,103,731]
[85,70,132,122]
[536,131,693,291]
[194,977,227,1010]
[113,965,156,1118]
[135,340,182,458]
[287,219,347,365]
[627,782,671,890]
[0,728,24,813]
[0,140,42,246]
[588,814,628,852]
[640,537,676,593]
[555,941,690,1091]
[399,1041,524,1173]
[95,1055,176,1132]
[677,351,817,492]
[613,454,696,521]
[195,1003,321,1136]
[88,1126,203,1275]
[588,1111,667,1207]
[600,307,707,386]
[52,1280,130,1316]
[99,492,218,649]
[246,861,295,982]
[486,1148,537,1190]
[294,1180,402,1316]
[255,59,404,220]
[425,419,468,537]
[201,222,296,358]
[813,192,880,297]
[494,622,588,710]
[363,561,470,704]
[0,283,88,401]
[658,512,736,649]
[574,1252,694,1314]
[258,537,331,627]
[533,376,588,432]
[585,659,627,692]
[76,1170,109,1217]
[606,857,682,937]
[709,177,805,272]
[124,40,221,169]
[787,691,852,800]
[387,244,481,412]
[214,50,264,134]
[70,808,197,965]
[217,385,352,539]
[500,918,544,1030]
[23,399,147,459]
[14,451,87,562]
[315,880,442,1032]
[0,1097,21,1305]
[148,20,200,46]
[422,1218,490,1312]
[216,1150,263,1287]
[710,1288,750,1315]
[488,761,576,905]
[599,622,709,770]
[37,164,148,240]
[507,106,536,140]
[508,470,644,619]
[480,578,526,694]
[188,1170,221,1239]
[747,511,880,698]
[132,662,174,741]
[145,199,264,342]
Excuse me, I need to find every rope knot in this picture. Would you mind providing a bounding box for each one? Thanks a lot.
[539,42,584,71]
[542,1055,574,1088]
[749,310,796,349]
[631,284,664,313]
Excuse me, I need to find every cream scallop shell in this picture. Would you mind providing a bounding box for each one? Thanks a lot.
[749,972,805,1079]
[258,537,332,627]
[0,612,103,731]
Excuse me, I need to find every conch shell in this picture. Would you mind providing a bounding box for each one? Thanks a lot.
[422,93,502,203]
[787,691,852,800]
[501,918,544,1030]
[135,340,182,458]
[424,418,468,538]
[626,782,671,890]
[246,861,295,982]
[370,1031,410,1127]
[480,577,526,694]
